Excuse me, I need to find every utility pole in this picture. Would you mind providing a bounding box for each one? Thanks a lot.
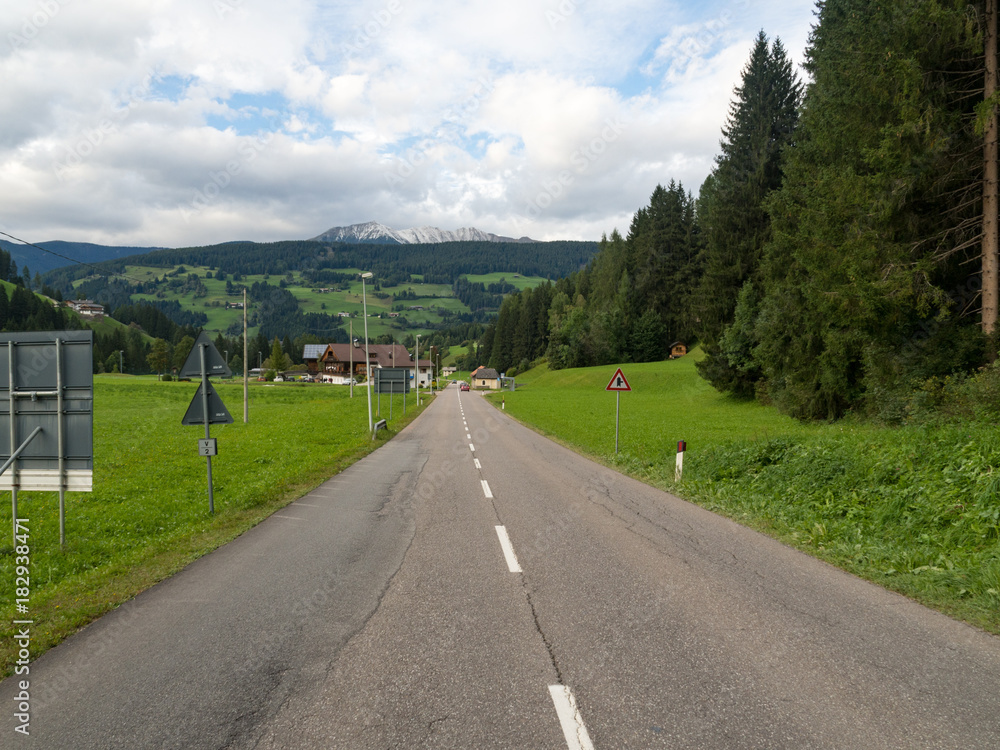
[361,272,373,434]
[243,287,249,423]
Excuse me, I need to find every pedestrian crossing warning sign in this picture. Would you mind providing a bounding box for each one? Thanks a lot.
[605,368,631,391]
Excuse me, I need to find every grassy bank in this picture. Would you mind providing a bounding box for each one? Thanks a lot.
[1,376,430,675]
[489,355,1000,634]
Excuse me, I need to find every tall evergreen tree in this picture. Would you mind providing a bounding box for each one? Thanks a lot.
[696,31,801,396]
[754,0,985,419]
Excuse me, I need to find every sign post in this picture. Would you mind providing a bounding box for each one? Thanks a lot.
[605,367,631,454]
[374,367,410,423]
[180,332,233,513]
[0,331,94,547]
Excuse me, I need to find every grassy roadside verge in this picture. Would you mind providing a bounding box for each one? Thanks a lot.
[1,377,431,675]
[486,356,1000,634]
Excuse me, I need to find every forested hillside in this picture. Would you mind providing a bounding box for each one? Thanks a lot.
[43,239,597,291]
[475,2,1000,424]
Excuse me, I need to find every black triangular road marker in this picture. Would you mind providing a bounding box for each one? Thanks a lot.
[182,382,234,425]
[179,332,232,378]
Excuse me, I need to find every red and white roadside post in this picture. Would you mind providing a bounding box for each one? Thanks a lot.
[675,440,686,481]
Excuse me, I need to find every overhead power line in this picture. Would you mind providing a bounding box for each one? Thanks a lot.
[0,230,144,284]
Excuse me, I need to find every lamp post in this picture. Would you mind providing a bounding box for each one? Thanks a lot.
[117,350,123,374]
[361,272,373,434]
[415,333,420,406]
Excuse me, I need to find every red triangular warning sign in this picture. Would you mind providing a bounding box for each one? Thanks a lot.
[605,367,631,391]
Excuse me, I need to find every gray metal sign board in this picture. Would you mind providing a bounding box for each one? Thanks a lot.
[0,330,93,491]
[179,332,232,378]
[182,382,234,425]
[374,367,410,394]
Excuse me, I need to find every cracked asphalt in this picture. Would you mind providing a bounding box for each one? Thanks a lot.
[4,383,1000,748]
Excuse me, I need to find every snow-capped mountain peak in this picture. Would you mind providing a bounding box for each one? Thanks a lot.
[310,222,534,244]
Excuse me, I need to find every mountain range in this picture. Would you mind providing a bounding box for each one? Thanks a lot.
[310,221,536,245]
[3,223,538,275]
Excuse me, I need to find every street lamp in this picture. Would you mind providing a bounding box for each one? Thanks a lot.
[361,272,373,434]
[414,334,420,406]
[117,350,123,374]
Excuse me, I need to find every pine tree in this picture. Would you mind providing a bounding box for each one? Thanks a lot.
[696,31,801,394]
[754,0,985,418]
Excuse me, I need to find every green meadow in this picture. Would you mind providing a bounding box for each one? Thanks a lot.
[490,353,1000,634]
[0,376,430,675]
[112,265,549,338]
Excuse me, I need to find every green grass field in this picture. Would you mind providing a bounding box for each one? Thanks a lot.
[0,376,431,674]
[492,354,1000,634]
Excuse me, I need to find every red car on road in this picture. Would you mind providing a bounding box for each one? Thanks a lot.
[460,382,470,391]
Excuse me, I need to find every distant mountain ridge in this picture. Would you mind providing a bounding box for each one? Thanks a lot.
[0,239,165,275]
[311,221,536,245]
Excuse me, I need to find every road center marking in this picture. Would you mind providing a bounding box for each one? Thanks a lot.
[494,525,521,572]
[548,685,594,750]
[481,479,493,498]
[469,443,475,452]
[474,458,481,469]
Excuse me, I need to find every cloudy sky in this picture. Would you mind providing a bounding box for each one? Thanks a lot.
[1,0,815,249]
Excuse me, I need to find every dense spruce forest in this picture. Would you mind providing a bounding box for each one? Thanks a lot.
[475,2,1000,423]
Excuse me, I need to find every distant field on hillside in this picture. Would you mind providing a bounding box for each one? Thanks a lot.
[494,353,1000,634]
[99,264,549,337]
[463,272,549,290]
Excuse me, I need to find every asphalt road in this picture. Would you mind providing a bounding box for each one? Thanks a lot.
[3,383,1000,748]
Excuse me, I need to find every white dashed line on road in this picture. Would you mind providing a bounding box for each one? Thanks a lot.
[549,685,595,750]
[481,479,493,499]
[494,525,522,573]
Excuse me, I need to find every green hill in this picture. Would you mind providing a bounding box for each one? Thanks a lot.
[42,239,597,339]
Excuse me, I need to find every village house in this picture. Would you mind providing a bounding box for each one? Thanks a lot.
[669,341,688,359]
[302,342,433,386]
[470,365,501,390]
[67,299,105,318]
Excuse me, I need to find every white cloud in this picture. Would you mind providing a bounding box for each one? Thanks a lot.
[0,0,817,247]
